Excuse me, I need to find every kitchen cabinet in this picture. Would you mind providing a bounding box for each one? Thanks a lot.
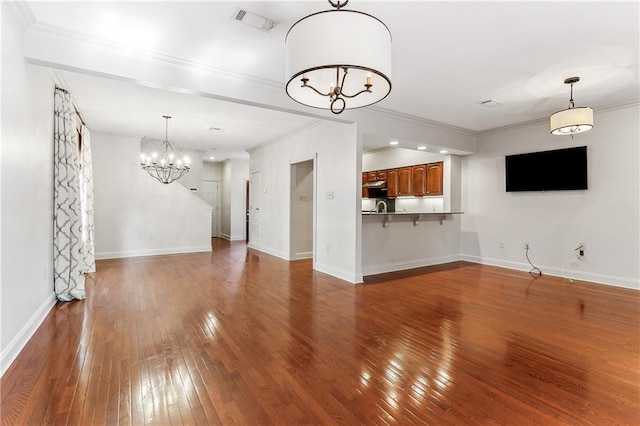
[412,164,427,196]
[398,167,412,196]
[426,161,443,195]
[363,161,443,198]
[362,172,369,198]
[387,168,399,197]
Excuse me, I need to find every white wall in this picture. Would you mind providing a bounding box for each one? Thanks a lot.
[461,105,640,289]
[203,161,222,181]
[362,215,462,276]
[176,149,204,194]
[363,147,447,171]
[230,159,249,241]
[220,159,248,241]
[1,4,57,376]
[249,121,361,282]
[92,133,212,258]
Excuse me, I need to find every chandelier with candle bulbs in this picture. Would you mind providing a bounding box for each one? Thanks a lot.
[140,115,190,184]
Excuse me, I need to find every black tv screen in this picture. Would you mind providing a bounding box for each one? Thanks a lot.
[505,146,587,192]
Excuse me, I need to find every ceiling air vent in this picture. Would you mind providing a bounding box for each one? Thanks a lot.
[232,7,277,32]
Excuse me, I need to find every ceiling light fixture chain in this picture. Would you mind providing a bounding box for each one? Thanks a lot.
[285,0,392,114]
[140,115,191,184]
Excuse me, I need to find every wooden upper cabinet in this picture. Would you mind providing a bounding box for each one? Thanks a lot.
[362,172,369,198]
[363,161,444,199]
[411,164,427,196]
[398,167,412,196]
[386,168,399,197]
[426,161,444,195]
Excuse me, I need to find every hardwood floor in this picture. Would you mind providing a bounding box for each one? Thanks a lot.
[2,239,639,425]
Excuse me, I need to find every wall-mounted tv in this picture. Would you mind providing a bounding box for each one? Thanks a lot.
[505,146,587,192]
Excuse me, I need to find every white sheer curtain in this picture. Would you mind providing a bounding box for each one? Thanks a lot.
[53,87,94,301]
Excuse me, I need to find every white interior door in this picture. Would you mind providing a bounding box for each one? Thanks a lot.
[201,180,220,238]
[249,172,260,246]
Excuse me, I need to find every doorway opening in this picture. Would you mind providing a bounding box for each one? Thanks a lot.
[201,180,220,238]
[245,179,250,243]
[289,159,315,260]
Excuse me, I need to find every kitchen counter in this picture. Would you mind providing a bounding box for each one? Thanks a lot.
[362,211,463,216]
[362,211,463,227]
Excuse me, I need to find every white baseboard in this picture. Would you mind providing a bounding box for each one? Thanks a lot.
[295,251,313,260]
[95,245,212,260]
[314,262,361,284]
[460,254,640,290]
[1,291,57,377]
[220,233,246,242]
[246,243,289,261]
[362,255,462,277]
[246,245,360,283]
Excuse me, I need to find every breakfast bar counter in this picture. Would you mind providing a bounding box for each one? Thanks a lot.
[361,211,464,276]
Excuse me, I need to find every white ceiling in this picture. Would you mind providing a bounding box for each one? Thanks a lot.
[23,1,640,160]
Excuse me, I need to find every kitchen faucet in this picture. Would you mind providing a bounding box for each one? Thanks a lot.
[375,199,387,213]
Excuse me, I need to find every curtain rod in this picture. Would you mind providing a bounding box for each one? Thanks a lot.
[55,86,87,127]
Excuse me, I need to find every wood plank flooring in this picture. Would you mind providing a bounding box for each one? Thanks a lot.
[2,239,639,425]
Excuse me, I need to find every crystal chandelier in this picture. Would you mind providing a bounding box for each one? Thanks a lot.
[550,77,594,137]
[140,115,190,184]
[285,0,392,114]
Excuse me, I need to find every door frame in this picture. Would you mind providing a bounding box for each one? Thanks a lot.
[201,179,221,238]
[289,155,317,263]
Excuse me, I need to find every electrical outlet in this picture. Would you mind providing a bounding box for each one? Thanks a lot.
[577,242,585,258]
[499,242,505,249]
[524,242,529,250]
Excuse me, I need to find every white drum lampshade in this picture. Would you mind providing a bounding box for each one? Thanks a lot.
[550,77,594,137]
[550,106,594,136]
[285,4,392,114]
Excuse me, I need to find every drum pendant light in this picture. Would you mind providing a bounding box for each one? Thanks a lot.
[285,0,392,114]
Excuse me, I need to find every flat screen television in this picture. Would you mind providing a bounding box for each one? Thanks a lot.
[505,146,587,192]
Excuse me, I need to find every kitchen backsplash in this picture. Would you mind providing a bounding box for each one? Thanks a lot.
[362,196,444,213]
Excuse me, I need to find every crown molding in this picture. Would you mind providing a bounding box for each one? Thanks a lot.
[366,106,479,137]
[595,100,640,114]
[27,22,284,91]
[48,68,67,88]
[5,1,36,31]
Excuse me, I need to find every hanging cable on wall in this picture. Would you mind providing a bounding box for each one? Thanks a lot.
[525,245,542,278]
